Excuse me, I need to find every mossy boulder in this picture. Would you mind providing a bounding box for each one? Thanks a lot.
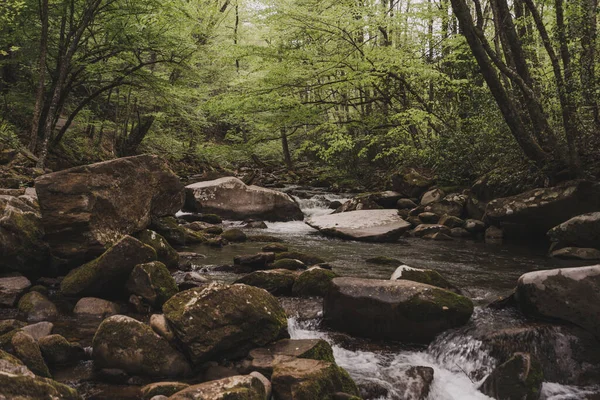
[141,382,190,399]
[0,195,49,273]
[221,228,247,242]
[275,252,325,266]
[292,267,337,297]
[127,261,179,306]
[92,315,191,378]
[0,319,26,335]
[0,373,81,399]
[271,358,359,400]
[200,214,223,224]
[247,339,335,378]
[235,269,299,296]
[169,375,267,400]
[272,259,307,271]
[481,353,543,400]
[163,283,288,364]
[150,216,206,246]
[391,265,460,293]
[365,256,401,266]
[135,229,179,269]
[17,291,58,322]
[0,348,34,376]
[38,334,85,366]
[60,235,156,297]
[324,277,474,343]
[11,331,51,377]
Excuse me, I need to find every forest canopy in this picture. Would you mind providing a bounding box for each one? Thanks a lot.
[1,0,599,188]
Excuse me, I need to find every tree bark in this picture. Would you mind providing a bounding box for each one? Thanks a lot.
[29,0,49,153]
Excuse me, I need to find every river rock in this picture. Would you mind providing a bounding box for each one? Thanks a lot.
[178,252,207,271]
[35,154,184,262]
[550,247,600,260]
[275,252,325,266]
[271,259,307,271]
[150,314,175,341]
[221,228,247,242]
[292,267,337,297]
[184,177,303,221]
[262,243,288,253]
[18,291,58,322]
[464,219,486,233]
[485,226,504,244]
[421,188,445,206]
[141,382,190,399]
[163,283,288,364]
[73,297,119,318]
[412,224,451,237]
[418,212,439,224]
[515,265,600,338]
[397,198,418,209]
[235,269,298,296]
[391,168,435,198]
[391,265,459,293]
[0,274,31,307]
[486,180,600,240]
[439,215,464,229]
[127,261,179,306]
[547,212,600,250]
[394,366,434,400]
[21,321,53,340]
[233,252,276,271]
[60,235,156,296]
[480,353,543,400]
[150,216,205,246]
[135,230,179,269]
[335,192,402,213]
[307,210,411,242]
[0,349,80,399]
[271,358,359,400]
[168,375,267,400]
[0,195,49,273]
[425,193,465,218]
[324,277,473,342]
[450,227,471,238]
[38,334,85,366]
[12,331,51,377]
[92,315,191,378]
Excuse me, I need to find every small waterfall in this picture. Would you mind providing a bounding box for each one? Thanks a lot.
[293,193,350,218]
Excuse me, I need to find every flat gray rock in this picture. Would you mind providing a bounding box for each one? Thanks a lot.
[306,210,411,242]
[0,275,31,307]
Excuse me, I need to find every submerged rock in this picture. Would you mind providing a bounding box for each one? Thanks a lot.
[60,235,156,297]
[163,284,288,364]
[0,195,49,273]
[324,277,473,343]
[184,177,303,221]
[550,247,600,260]
[515,265,600,338]
[168,375,267,400]
[271,358,359,400]
[35,154,184,262]
[307,210,411,242]
[92,315,191,378]
[480,352,543,400]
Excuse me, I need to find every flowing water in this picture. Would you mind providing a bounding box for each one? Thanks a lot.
[186,188,599,400]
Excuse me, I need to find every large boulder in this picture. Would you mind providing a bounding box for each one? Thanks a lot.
[35,154,184,262]
[292,267,337,297]
[515,265,600,339]
[184,177,303,221]
[486,180,600,240]
[168,375,267,400]
[163,283,288,364]
[324,277,473,343]
[271,358,359,400]
[60,236,156,297]
[235,269,299,296]
[391,265,459,293]
[306,210,411,242]
[92,315,191,378]
[547,212,600,250]
[11,331,51,377]
[0,195,49,273]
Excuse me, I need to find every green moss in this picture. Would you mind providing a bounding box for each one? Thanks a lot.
[524,356,544,398]
[365,256,401,265]
[0,372,81,400]
[135,229,180,268]
[298,340,335,363]
[275,252,325,266]
[292,268,337,297]
[400,269,456,291]
[199,214,222,224]
[128,261,179,306]
[12,332,51,378]
[221,229,247,242]
[141,382,190,399]
[272,259,306,271]
[235,270,297,296]
[262,243,288,253]
[204,226,223,235]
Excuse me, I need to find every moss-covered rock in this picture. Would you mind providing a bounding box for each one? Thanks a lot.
[11,331,51,377]
[271,358,359,400]
[0,371,81,399]
[150,216,206,246]
[365,256,401,265]
[272,259,307,271]
[235,269,299,296]
[135,229,179,269]
[0,348,34,376]
[262,243,289,253]
[275,252,325,266]
[127,261,179,306]
[221,228,248,242]
[391,265,460,293]
[60,235,156,297]
[199,214,223,224]
[481,352,543,400]
[247,234,285,243]
[205,225,224,235]
[324,277,473,343]
[163,283,288,364]
[0,195,49,273]
[233,252,276,271]
[92,315,191,378]
[169,375,266,400]
[292,267,337,297]
[0,319,26,335]
[38,334,85,366]
[17,291,58,322]
[140,382,190,399]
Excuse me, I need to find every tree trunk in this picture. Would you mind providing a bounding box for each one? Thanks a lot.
[281,129,292,168]
[29,0,49,153]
